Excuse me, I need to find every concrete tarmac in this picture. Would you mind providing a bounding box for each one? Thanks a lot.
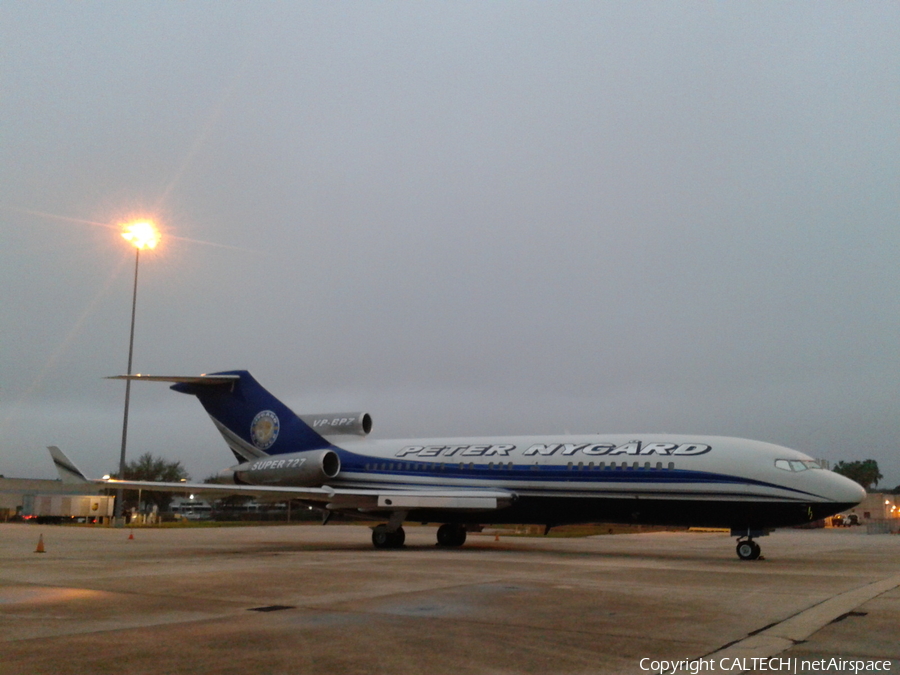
[1,524,898,675]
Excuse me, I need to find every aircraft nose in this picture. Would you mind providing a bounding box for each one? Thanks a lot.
[830,471,866,505]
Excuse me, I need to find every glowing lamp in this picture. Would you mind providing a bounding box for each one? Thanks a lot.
[121,221,160,249]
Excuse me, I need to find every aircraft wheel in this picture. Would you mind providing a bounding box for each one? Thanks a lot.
[437,523,467,547]
[389,527,406,548]
[372,525,391,549]
[373,525,405,549]
[736,540,761,561]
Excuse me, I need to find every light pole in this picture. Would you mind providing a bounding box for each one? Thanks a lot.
[115,221,159,523]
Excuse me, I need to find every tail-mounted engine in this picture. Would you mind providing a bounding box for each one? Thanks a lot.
[299,412,372,437]
[216,449,341,487]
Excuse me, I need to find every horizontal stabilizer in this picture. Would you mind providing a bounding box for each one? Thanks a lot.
[106,374,240,385]
[106,369,332,458]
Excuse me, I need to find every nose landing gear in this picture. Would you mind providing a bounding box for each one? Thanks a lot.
[732,527,769,560]
[736,538,761,560]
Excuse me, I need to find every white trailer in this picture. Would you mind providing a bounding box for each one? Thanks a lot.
[22,494,115,523]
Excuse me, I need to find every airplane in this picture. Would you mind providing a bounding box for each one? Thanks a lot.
[49,370,866,560]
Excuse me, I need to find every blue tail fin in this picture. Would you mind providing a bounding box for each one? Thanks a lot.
[170,370,330,461]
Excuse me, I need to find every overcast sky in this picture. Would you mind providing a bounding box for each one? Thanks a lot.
[2,3,898,488]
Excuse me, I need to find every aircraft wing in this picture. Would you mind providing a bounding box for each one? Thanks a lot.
[47,447,514,512]
[100,478,512,510]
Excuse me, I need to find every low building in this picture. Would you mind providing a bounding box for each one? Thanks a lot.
[845,492,898,521]
[838,492,900,533]
[0,477,107,522]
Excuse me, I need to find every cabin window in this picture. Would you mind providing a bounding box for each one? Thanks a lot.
[644,462,650,469]
[508,462,514,470]
[469,463,475,471]
[599,462,605,470]
[667,462,675,470]
[633,461,639,469]
[655,461,662,469]
[567,462,573,470]
[789,460,807,472]
[578,462,583,470]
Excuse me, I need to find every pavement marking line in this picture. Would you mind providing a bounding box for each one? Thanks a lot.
[705,572,900,665]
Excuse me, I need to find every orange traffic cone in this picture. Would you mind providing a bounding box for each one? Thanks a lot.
[35,534,45,553]
[494,532,500,542]
[128,530,134,540]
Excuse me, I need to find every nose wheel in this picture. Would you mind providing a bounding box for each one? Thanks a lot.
[736,538,761,561]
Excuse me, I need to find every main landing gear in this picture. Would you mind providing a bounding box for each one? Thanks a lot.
[436,523,467,547]
[372,523,468,549]
[735,538,762,561]
[372,524,405,549]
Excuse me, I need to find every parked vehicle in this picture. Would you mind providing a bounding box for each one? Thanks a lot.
[22,494,114,524]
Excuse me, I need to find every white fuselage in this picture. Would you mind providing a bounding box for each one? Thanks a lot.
[323,434,864,507]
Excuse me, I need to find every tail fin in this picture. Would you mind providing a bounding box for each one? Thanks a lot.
[47,446,91,483]
[109,371,330,462]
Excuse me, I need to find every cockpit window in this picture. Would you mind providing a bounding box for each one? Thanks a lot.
[775,459,823,472]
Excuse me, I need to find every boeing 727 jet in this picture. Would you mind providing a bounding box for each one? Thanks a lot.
[49,370,865,560]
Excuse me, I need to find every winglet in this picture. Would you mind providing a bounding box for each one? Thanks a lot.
[47,446,90,484]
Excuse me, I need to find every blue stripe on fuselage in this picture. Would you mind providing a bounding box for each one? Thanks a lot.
[327,447,823,499]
